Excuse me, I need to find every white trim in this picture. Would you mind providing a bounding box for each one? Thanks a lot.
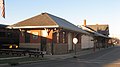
[7,25,59,29]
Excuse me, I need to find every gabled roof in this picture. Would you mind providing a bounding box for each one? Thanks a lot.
[7,13,89,34]
[80,25,109,38]
[87,24,109,35]
[87,24,108,31]
[8,13,58,28]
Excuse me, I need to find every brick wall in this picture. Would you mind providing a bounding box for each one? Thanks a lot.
[53,43,68,55]
[19,43,40,49]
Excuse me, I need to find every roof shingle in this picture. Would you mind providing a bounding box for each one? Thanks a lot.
[8,13,89,34]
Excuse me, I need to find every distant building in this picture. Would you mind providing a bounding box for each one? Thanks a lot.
[79,20,110,50]
[87,24,109,36]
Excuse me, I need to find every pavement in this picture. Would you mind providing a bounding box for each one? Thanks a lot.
[0,47,113,66]
[45,47,106,60]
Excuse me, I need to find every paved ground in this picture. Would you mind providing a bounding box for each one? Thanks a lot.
[2,46,119,67]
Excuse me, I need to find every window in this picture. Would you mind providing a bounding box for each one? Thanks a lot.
[57,32,59,43]
[63,32,66,43]
[32,32,38,39]
[53,31,66,43]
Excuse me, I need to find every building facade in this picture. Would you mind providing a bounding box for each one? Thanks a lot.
[79,20,110,51]
[8,13,89,55]
[81,34,94,49]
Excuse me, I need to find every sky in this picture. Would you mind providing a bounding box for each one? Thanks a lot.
[0,0,120,39]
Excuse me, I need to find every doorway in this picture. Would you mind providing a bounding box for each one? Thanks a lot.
[41,30,48,51]
[41,36,47,51]
[68,33,73,51]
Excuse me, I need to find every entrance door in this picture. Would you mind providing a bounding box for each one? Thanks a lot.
[68,33,72,50]
[25,31,30,43]
[41,30,47,51]
[41,37,46,51]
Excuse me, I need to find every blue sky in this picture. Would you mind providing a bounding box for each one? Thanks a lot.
[0,0,120,38]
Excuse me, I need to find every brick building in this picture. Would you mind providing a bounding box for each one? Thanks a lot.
[8,13,89,55]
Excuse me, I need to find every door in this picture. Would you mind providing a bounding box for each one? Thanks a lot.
[25,31,30,43]
[41,30,47,51]
[41,37,46,51]
[68,33,72,50]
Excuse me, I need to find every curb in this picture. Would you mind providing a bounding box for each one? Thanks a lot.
[0,59,47,66]
[0,63,9,67]
[0,57,50,66]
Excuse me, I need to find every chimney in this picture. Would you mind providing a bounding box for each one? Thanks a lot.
[84,19,86,26]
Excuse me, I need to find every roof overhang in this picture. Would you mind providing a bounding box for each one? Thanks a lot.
[61,26,90,35]
[7,25,90,35]
[7,25,59,29]
[80,25,109,38]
